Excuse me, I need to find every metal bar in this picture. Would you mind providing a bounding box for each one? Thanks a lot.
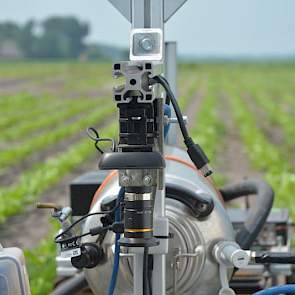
[144,0,151,28]
[165,42,178,146]
[130,1,167,295]
[150,0,164,28]
[132,0,145,28]
[132,0,164,29]
[134,253,144,295]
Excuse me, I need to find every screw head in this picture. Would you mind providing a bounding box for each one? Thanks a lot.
[143,175,152,186]
[140,37,154,52]
[121,175,130,186]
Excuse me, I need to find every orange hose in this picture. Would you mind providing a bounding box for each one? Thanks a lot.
[90,170,118,208]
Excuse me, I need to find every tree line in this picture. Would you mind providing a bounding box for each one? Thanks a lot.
[0,16,127,60]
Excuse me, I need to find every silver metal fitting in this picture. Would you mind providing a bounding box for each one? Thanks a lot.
[213,241,249,295]
[200,164,213,177]
[59,207,72,222]
[165,116,188,125]
[213,241,249,269]
[125,192,152,202]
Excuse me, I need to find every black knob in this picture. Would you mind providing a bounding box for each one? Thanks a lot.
[71,243,104,269]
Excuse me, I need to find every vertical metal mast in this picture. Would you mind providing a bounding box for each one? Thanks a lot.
[106,1,188,294]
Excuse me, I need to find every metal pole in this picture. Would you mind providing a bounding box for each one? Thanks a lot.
[130,1,167,295]
[165,41,178,146]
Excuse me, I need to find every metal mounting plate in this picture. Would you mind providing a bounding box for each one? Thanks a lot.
[108,0,188,23]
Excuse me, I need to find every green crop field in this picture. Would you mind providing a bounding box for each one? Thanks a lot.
[1,61,295,294]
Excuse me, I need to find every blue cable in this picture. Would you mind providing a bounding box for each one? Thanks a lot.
[108,187,125,295]
[252,285,295,295]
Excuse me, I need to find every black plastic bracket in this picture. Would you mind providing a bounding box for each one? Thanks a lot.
[99,151,165,170]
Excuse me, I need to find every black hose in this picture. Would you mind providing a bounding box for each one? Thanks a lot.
[50,273,87,295]
[220,179,274,249]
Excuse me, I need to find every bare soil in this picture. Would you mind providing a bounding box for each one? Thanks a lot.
[187,90,205,130]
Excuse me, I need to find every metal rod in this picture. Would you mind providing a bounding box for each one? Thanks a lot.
[165,42,178,146]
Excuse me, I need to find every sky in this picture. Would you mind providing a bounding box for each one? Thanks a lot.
[1,0,295,57]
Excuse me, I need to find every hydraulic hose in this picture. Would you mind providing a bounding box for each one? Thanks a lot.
[220,179,274,249]
[108,187,125,295]
[50,273,87,295]
[252,284,295,295]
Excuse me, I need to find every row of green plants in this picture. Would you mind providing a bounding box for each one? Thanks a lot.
[0,93,58,117]
[247,87,295,154]
[0,95,109,142]
[225,81,295,216]
[190,78,226,185]
[178,72,208,110]
[0,102,115,169]
[0,121,117,223]
[0,61,110,80]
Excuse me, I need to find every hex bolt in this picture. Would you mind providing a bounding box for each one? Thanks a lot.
[143,175,153,186]
[121,175,131,186]
[140,37,154,52]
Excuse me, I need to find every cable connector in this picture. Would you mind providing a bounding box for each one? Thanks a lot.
[185,137,213,177]
[89,222,124,236]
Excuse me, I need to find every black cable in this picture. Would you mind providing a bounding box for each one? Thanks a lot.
[151,75,212,177]
[86,127,105,154]
[147,254,153,295]
[54,231,92,244]
[55,191,125,241]
[252,251,295,264]
[143,247,149,295]
[152,75,189,140]
[55,210,114,242]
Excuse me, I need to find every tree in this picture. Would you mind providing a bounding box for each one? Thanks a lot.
[19,20,36,58]
[0,22,21,42]
[39,16,89,58]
